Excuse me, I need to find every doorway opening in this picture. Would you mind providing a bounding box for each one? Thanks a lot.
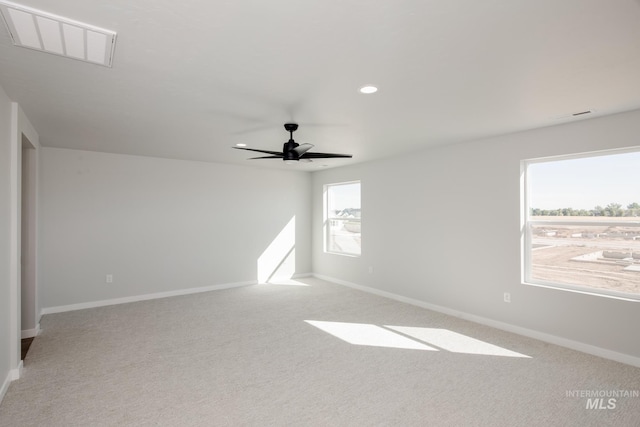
[21,133,37,360]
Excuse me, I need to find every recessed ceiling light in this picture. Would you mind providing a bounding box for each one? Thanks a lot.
[359,85,378,94]
[0,0,117,67]
[235,143,247,147]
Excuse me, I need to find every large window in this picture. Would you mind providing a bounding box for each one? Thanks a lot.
[522,148,640,300]
[325,181,361,256]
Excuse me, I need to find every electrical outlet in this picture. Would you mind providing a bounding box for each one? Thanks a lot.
[106,274,113,283]
[503,292,511,303]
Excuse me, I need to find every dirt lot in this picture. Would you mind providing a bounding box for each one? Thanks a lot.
[531,245,639,295]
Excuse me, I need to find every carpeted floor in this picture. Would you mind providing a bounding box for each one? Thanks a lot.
[1,277,639,426]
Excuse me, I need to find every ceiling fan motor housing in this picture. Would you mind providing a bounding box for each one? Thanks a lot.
[283,140,299,161]
[283,123,300,161]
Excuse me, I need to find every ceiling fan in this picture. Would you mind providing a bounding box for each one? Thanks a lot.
[233,123,352,163]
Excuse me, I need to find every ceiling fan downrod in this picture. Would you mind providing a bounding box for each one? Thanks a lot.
[283,123,299,161]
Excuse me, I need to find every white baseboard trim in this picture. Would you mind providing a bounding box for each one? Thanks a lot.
[0,360,24,403]
[313,273,640,368]
[1,369,12,405]
[21,323,41,339]
[2,361,24,404]
[41,280,258,316]
[12,361,23,381]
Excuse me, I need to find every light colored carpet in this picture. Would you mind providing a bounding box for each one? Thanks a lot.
[1,277,639,426]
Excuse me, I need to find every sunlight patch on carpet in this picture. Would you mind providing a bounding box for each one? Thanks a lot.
[305,320,437,350]
[264,278,310,286]
[306,320,531,358]
[385,326,531,358]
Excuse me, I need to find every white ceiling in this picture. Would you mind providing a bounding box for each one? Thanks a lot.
[1,0,640,171]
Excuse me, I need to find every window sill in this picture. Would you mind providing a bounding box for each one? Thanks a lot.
[522,280,640,302]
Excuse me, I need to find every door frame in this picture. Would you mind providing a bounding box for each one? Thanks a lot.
[9,103,39,377]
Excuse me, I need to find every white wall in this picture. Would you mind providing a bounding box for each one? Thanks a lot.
[312,109,640,361]
[39,148,311,309]
[0,83,13,399]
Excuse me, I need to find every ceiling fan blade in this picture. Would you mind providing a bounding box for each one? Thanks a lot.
[233,147,283,156]
[293,143,314,156]
[300,152,352,159]
[248,155,283,159]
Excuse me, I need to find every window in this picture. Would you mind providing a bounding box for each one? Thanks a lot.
[522,148,640,300]
[325,181,361,256]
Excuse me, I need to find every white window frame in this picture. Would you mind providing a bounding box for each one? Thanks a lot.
[324,181,361,257]
[521,147,640,301]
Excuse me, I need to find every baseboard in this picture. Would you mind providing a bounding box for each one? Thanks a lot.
[313,273,640,368]
[21,323,40,339]
[1,370,11,405]
[41,280,257,316]
[12,361,23,381]
[1,359,24,405]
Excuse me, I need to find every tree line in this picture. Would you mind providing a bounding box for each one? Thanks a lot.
[531,202,640,217]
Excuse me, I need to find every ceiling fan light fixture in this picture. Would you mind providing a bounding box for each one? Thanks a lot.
[359,85,378,94]
[284,160,297,165]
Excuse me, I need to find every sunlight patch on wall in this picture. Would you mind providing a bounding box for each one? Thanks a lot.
[306,320,531,358]
[305,320,437,350]
[257,216,295,283]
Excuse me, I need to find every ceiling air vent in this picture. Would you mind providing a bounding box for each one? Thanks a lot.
[0,0,116,67]
[552,109,596,121]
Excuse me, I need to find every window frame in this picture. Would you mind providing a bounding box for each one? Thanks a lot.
[521,147,640,301]
[324,180,361,257]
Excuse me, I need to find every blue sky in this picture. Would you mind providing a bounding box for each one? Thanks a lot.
[328,182,361,211]
[528,150,640,210]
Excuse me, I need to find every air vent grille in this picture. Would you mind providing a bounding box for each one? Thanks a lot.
[0,1,116,67]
